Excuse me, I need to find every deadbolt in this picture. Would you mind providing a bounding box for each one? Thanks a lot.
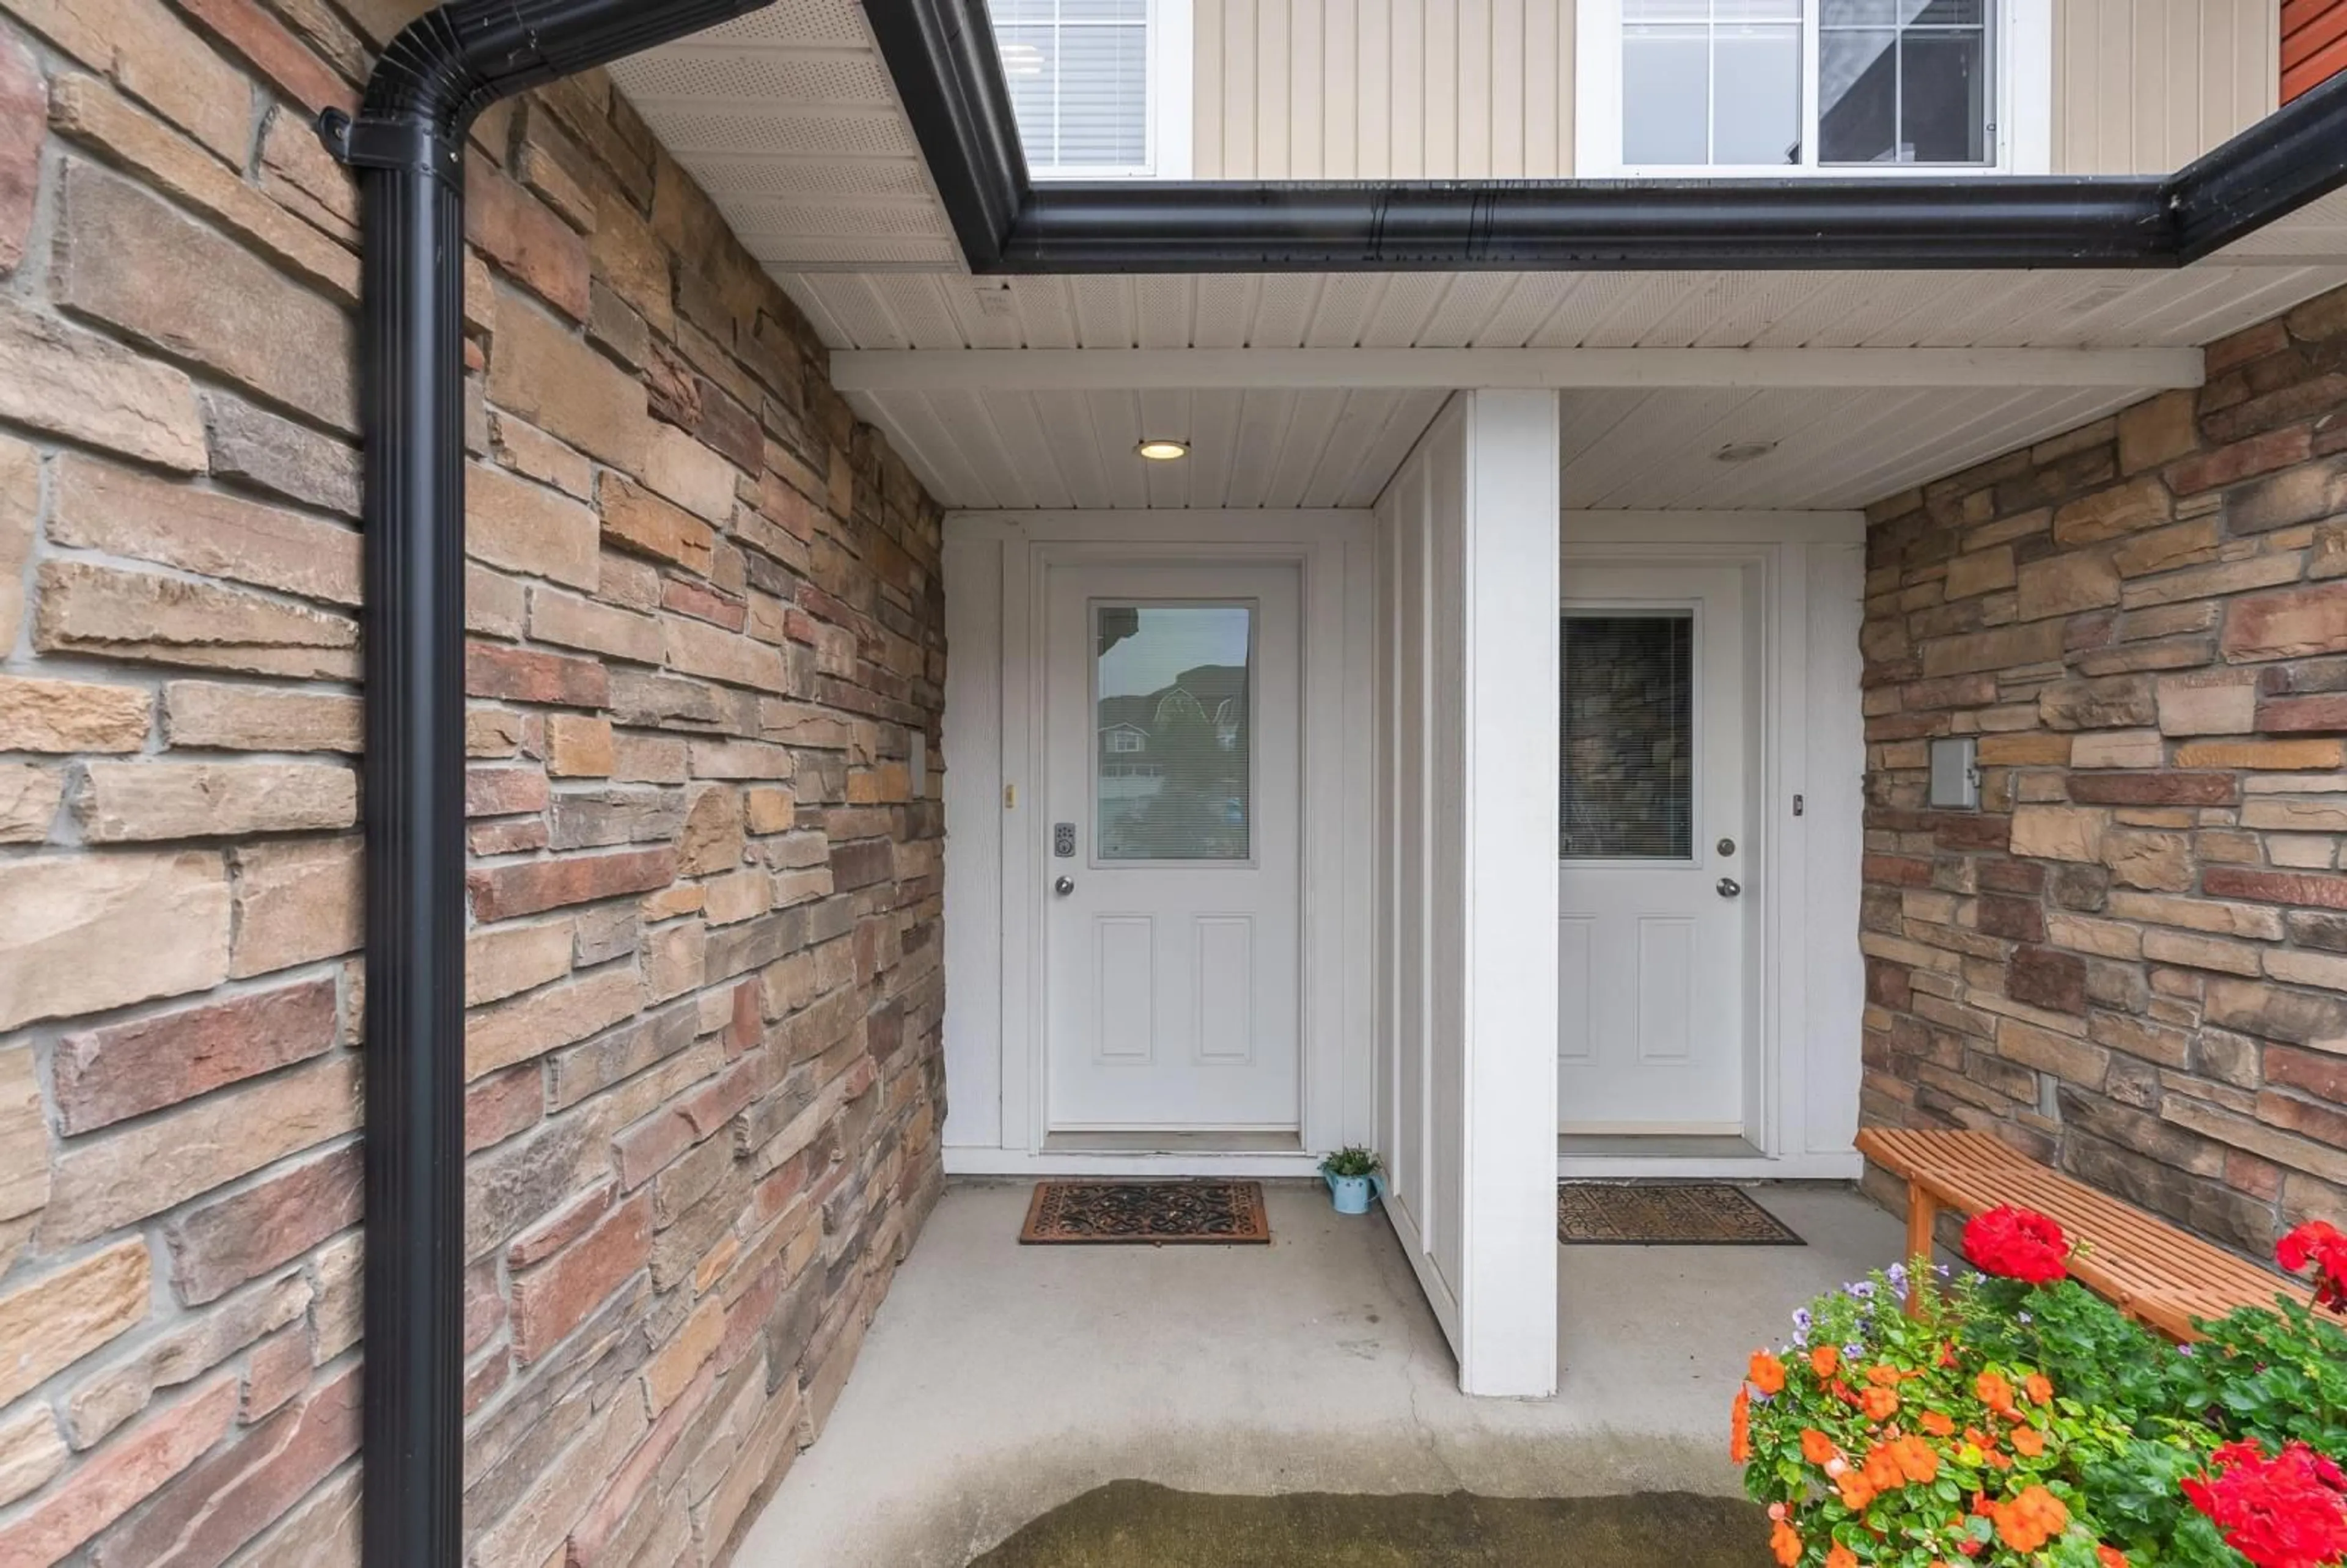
[1717,837,1736,856]
[1054,876,1076,896]
[1717,877,1742,898]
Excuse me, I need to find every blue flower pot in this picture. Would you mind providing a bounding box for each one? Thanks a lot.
[1324,1171,1386,1215]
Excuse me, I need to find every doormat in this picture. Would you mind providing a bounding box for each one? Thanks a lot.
[1020,1180,1271,1245]
[1557,1182,1803,1246]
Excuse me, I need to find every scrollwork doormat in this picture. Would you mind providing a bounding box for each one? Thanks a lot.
[1019,1180,1271,1245]
[1557,1182,1804,1246]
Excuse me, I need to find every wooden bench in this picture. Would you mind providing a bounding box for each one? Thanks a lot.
[1857,1127,2310,1341]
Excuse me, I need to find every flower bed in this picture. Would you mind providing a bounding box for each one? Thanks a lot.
[1733,1214,2347,1567]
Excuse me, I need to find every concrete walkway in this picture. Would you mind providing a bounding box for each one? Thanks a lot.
[732,1180,1908,1567]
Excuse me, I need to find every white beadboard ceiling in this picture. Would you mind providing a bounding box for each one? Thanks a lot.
[613,4,2347,510]
[609,0,962,271]
[800,254,2347,510]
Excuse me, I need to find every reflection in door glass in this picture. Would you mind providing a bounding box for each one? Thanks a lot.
[1095,603,1252,861]
[1560,614,1694,860]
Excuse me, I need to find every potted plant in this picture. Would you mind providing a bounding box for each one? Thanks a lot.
[1318,1146,1385,1215]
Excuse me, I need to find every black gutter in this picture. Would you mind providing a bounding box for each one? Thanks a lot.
[1008,179,2173,272]
[869,0,2347,273]
[317,4,770,1564]
[2170,68,2347,262]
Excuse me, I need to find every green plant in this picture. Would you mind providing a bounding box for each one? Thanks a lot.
[1733,1212,2347,1568]
[1318,1145,1381,1179]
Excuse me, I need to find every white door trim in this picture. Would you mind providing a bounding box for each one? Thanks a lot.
[1557,511,1868,1181]
[942,511,1376,1172]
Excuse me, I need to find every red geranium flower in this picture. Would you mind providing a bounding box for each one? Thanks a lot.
[1964,1205,2069,1285]
[2279,1221,2347,1315]
[2181,1438,2347,1568]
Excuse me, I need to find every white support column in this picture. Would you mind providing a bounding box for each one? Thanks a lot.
[1453,390,1562,1397]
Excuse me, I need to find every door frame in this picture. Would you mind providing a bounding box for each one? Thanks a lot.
[1558,513,1869,1181]
[1556,564,1754,1137]
[942,511,1376,1174]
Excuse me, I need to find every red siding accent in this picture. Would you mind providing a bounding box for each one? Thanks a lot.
[2283,0,2347,101]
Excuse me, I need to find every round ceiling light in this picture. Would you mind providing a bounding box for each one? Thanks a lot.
[1136,439,1191,462]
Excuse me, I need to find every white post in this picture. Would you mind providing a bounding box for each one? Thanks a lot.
[1455,390,1562,1397]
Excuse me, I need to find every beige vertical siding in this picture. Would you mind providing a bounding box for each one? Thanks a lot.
[2054,0,2279,173]
[1194,0,1573,178]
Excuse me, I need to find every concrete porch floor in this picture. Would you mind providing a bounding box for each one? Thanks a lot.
[732,1179,1908,1567]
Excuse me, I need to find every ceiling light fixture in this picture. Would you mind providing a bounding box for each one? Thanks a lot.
[1136,439,1190,461]
[1713,441,1779,464]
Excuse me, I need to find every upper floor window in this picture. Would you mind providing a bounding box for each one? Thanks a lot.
[989,0,1192,179]
[1580,0,2047,175]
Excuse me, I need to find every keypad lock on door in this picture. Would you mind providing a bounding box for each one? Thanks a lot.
[1053,822,1076,858]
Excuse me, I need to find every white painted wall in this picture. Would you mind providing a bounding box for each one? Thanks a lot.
[1374,392,1562,1398]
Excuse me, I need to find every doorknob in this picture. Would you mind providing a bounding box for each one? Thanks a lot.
[1054,876,1076,896]
[1716,877,1742,898]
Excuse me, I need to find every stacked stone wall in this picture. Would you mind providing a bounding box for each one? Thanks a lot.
[0,1,947,1561]
[1861,291,2347,1260]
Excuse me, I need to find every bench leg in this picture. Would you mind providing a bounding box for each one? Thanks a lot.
[1904,1183,1937,1317]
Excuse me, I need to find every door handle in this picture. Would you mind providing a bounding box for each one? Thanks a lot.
[1054,876,1076,896]
[1716,877,1742,898]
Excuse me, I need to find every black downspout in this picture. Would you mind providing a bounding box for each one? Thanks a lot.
[318,4,771,1563]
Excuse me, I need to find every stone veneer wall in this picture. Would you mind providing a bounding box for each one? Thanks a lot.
[1860,287,2347,1261]
[0,1,947,1563]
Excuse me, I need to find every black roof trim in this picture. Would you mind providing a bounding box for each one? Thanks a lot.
[867,0,2347,273]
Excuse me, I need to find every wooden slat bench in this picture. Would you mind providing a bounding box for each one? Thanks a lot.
[1857,1127,2311,1341]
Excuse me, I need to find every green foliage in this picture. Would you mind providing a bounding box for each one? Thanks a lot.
[1735,1266,2347,1567]
[1318,1145,1381,1179]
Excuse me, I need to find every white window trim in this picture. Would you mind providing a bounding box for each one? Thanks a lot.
[1573,0,2050,179]
[1011,0,1194,181]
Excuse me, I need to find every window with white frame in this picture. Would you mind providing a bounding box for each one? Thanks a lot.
[988,0,1192,179]
[1581,0,2045,175]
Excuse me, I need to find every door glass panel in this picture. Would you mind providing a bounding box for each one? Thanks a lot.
[1560,613,1694,861]
[1095,603,1253,862]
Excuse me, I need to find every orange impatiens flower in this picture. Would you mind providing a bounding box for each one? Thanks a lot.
[1889,1435,1941,1484]
[1975,1371,2017,1415]
[1864,1446,1907,1494]
[1826,1546,1859,1568]
[1750,1351,1788,1396]
[1770,1519,1803,1567]
[1921,1412,1956,1438]
[1991,1485,2070,1552]
[2024,1372,2055,1405]
[2096,1547,2129,1568]
[1802,1428,1840,1465]
[1811,1344,1840,1378]
[1732,1387,1752,1464]
[1861,1385,1901,1421]
[2011,1426,2046,1458]
[1865,1363,1904,1388]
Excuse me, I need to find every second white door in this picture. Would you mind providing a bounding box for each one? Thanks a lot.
[1556,563,1754,1135]
[1044,563,1302,1131]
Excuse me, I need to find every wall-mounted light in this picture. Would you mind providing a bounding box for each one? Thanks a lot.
[1136,439,1190,461]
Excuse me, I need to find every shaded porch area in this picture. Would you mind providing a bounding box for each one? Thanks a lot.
[733,1179,1908,1567]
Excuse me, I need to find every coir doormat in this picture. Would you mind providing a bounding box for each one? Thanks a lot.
[1020,1180,1271,1245]
[1557,1182,1804,1246]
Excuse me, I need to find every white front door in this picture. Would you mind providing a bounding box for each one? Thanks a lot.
[1555,565,1754,1135]
[1044,563,1302,1131]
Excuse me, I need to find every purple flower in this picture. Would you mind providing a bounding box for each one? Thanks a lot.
[1847,1280,1877,1302]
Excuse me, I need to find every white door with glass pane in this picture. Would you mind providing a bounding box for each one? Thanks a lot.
[1044,564,1301,1130]
[1556,566,1754,1134]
